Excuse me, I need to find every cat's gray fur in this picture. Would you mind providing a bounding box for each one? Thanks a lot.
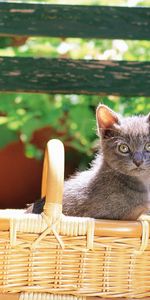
[28,104,150,220]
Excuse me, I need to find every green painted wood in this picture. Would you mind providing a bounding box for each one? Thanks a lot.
[0,57,149,96]
[0,3,150,40]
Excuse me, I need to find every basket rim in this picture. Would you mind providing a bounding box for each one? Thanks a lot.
[0,209,148,238]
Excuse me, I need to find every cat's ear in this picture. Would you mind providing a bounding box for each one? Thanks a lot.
[146,113,150,123]
[96,104,120,136]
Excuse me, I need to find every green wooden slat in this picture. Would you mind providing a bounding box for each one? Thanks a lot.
[0,57,149,96]
[0,3,150,40]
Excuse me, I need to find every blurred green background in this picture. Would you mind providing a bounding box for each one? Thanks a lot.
[0,0,150,170]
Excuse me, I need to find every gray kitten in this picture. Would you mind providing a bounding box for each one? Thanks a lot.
[28,104,150,220]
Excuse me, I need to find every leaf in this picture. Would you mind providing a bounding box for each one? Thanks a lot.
[25,144,43,160]
[0,125,18,148]
[20,116,45,141]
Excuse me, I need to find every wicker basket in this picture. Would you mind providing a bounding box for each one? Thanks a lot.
[0,139,150,300]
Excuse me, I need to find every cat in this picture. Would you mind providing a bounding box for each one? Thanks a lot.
[26,104,150,220]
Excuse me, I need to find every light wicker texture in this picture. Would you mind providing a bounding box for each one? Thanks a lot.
[19,293,86,300]
[0,139,150,300]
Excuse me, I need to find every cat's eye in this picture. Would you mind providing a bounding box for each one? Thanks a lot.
[118,144,130,154]
[145,143,150,152]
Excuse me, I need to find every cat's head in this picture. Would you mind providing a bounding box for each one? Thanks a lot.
[96,104,150,178]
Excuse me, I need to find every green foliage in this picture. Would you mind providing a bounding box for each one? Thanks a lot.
[0,93,97,158]
[0,125,18,148]
[25,144,43,160]
[0,0,149,160]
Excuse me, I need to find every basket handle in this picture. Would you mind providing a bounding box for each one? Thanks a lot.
[41,139,64,219]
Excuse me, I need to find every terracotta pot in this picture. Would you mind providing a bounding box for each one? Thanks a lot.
[0,127,83,209]
[0,140,42,209]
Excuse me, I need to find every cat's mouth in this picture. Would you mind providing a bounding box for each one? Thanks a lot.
[132,167,144,171]
[130,167,146,176]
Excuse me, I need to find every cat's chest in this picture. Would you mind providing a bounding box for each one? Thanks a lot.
[146,184,150,201]
[114,175,150,203]
[140,177,150,194]
[138,181,150,207]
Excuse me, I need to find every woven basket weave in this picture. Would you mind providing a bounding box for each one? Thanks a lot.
[0,139,150,300]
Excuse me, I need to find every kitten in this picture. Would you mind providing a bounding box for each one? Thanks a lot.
[27,104,150,220]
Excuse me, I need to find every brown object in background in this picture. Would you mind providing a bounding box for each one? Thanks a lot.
[0,127,83,209]
[0,140,43,209]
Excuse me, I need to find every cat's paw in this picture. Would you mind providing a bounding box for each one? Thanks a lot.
[26,197,45,214]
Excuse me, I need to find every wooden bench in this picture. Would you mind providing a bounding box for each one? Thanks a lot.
[0,2,150,300]
[0,2,150,96]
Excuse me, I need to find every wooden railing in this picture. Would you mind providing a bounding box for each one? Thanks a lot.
[0,2,150,96]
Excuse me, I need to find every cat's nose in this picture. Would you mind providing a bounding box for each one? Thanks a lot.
[133,152,143,167]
